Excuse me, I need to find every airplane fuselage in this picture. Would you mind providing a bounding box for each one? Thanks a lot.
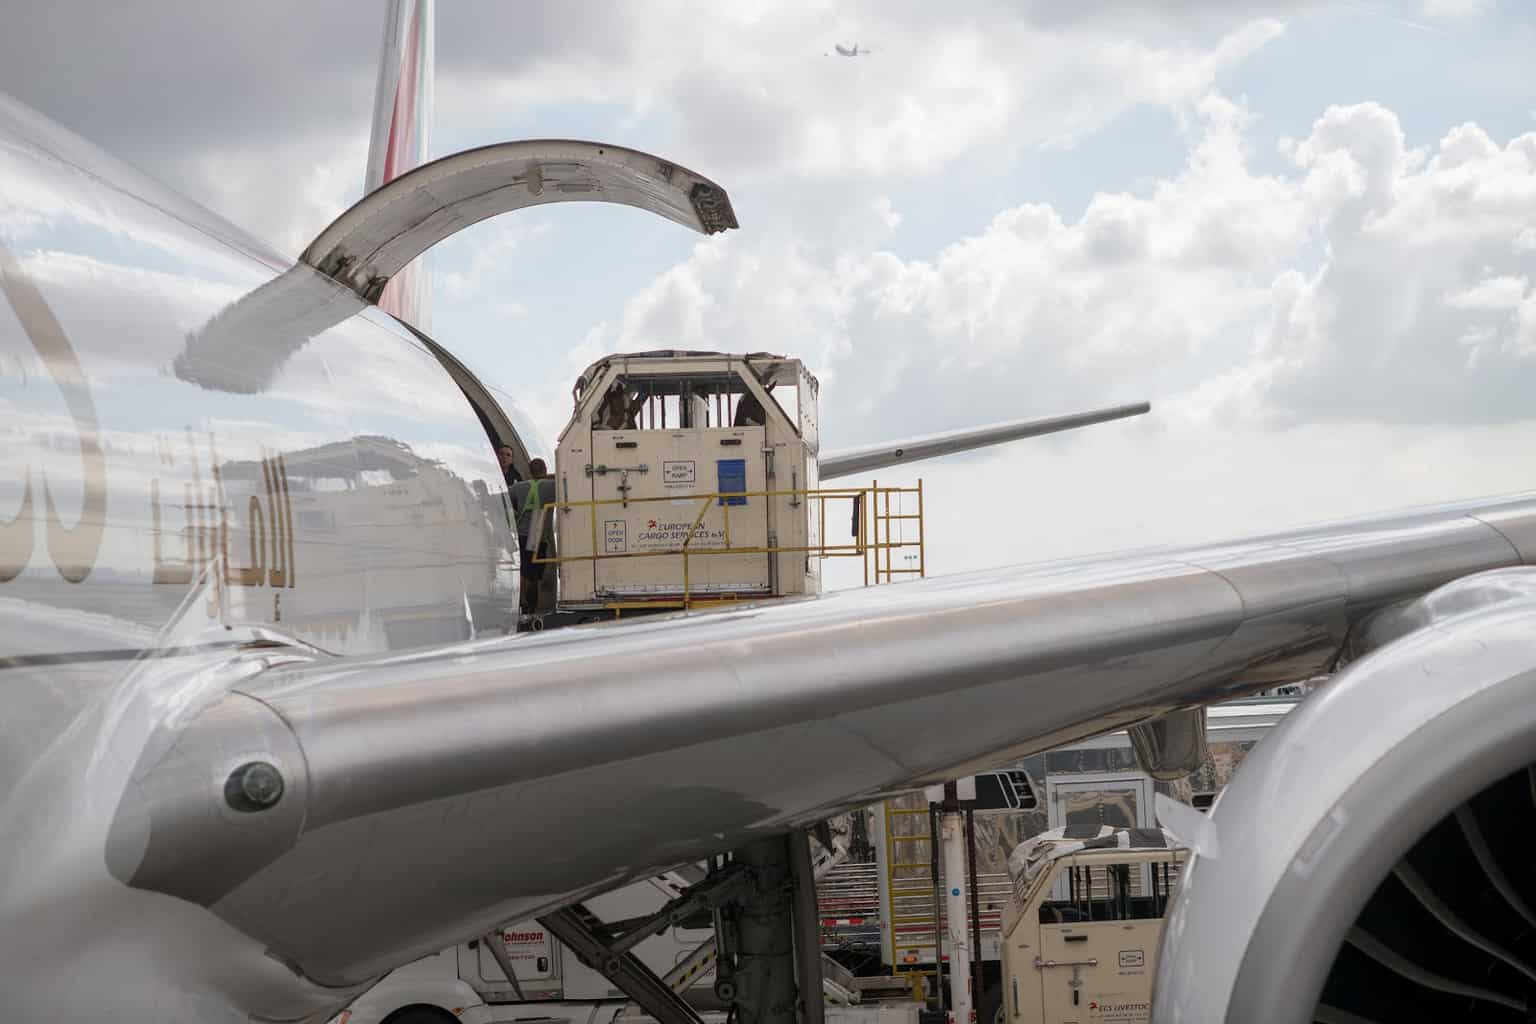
[0,91,518,1020]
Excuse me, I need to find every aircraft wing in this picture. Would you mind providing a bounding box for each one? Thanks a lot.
[817,401,1150,479]
[108,489,1536,986]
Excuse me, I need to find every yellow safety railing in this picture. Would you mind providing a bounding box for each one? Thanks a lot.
[534,482,924,610]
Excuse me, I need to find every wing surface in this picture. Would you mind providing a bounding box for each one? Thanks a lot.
[818,401,1150,479]
[107,490,1536,985]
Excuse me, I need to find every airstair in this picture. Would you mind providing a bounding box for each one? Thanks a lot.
[538,832,867,1024]
[541,903,708,1024]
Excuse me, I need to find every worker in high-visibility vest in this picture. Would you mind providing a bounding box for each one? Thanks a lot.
[509,458,556,613]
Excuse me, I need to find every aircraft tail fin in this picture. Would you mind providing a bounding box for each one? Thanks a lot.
[364,0,434,326]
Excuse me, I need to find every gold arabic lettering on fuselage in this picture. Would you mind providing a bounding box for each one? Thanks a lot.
[1,238,299,600]
[0,239,107,582]
[151,439,297,595]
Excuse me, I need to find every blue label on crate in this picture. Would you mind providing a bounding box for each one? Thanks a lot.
[717,459,747,506]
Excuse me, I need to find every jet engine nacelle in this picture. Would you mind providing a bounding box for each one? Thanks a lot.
[1153,569,1536,1023]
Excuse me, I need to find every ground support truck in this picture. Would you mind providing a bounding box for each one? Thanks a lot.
[997,828,1186,1024]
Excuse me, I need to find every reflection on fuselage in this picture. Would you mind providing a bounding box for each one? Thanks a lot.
[143,433,516,650]
[0,101,521,664]
[0,90,525,1023]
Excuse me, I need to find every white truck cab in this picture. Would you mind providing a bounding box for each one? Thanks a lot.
[998,828,1185,1024]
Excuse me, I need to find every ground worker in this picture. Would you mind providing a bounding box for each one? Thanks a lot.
[509,458,557,613]
[497,443,520,486]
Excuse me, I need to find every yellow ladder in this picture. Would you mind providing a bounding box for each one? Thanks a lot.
[883,795,940,1001]
[868,480,926,585]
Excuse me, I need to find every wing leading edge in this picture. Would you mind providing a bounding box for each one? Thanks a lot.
[106,490,1536,985]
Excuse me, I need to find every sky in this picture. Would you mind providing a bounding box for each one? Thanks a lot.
[2,0,1534,587]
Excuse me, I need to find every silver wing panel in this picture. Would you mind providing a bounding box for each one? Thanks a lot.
[108,491,1536,985]
[816,401,1150,479]
[302,140,739,303]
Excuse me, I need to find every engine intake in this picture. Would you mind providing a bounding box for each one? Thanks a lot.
[1153,570,1536,1023]
[1320,771,1536,1020]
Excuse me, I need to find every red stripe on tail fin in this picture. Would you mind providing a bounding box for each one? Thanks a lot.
[365,0,433,326]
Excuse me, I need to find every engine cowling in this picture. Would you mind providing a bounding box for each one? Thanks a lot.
[1153,570,1536,1022]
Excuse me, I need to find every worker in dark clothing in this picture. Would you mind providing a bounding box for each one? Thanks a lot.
[734,384,773,427]
[497,444,521,486]
[596,381,645,430]
[508,457,557,613]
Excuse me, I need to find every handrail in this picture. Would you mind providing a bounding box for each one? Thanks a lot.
[535,482,925,609]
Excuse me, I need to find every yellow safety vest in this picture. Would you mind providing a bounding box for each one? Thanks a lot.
[521,479,544,516]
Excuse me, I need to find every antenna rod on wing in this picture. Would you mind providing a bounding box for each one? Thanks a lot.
[817,401,1150,480]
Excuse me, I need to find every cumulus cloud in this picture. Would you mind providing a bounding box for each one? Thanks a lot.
[1447,275,1528,311]
[551,93,1536,450]
[1237,110,1536,423]
[441,2,1287,181]
[6,1,1534,579]
[170,131,371,257]
[818,414,1536,586]
[0,1,1300,256]
[438,220,550,304]
[0,2,380,253]
[1421,0,1492,18]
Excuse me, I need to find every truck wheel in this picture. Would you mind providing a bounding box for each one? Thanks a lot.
[979,979,1003,1024]
[383,1006,458,1024]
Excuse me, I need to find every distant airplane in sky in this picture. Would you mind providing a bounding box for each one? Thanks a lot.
[830,42,871,56]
